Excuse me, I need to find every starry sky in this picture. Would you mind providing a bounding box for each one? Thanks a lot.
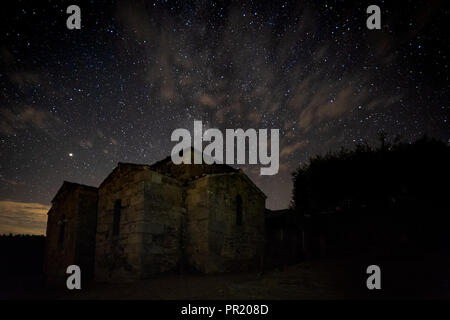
[0,0,449,234]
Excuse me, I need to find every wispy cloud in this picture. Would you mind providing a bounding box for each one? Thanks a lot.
[0,106,61,135]
[297,85,367,131]
[0,200,49,235]
[115,2,403,138]
[280,141,308,158]
[79,139,94,149]
[7,71,41,86]
[0,175,25,186]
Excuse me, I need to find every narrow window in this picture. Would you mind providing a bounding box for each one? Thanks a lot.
[236,195,243,226]
[113,199,121,236]
[58,215,66,245]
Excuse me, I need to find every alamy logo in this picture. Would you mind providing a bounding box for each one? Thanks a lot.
[66,5,81,30]
[366,5,381,30]
[66,265,81,290]
[171,121,279,175]
[366,265,381,290]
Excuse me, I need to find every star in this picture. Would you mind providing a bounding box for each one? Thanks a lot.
[0,0,448,213]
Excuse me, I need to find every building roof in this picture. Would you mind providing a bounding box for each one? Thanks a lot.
[98,162,150,189]
[93,148,266,197]
[150,150,238,182]
[51,181,97,203]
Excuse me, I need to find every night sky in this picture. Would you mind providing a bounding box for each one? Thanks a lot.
[0,0,449,234]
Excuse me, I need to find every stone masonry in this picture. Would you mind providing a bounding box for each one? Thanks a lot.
[45,152,266,282]
[44,181,98,284]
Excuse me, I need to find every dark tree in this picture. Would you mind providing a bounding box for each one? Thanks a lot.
[292,137,450,258]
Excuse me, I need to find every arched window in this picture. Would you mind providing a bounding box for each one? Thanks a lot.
[236,195,243,226]
[113,199,121,236]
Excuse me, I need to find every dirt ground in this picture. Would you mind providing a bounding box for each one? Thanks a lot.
[4,257,450,299]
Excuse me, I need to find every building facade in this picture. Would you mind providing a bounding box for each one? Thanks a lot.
[44,182,98,284]
[44,154,266,282]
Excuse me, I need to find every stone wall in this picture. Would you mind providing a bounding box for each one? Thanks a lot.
[47,155,271,285]
[141,172,185,277]
[186,172,266,273]
[95,164,148,281]
[75,189,98,280]
[44,191,78,283]
[43,159,269,283]
[185,176,209,272]
[44,183,97,285]
[95,164,185,281]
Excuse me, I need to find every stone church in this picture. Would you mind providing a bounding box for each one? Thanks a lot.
[44,151,266,282]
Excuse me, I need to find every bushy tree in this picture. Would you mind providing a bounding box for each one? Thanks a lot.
[291,136,450,254]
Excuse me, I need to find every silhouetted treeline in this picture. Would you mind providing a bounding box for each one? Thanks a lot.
[0,234,45,275]
[292,137,450,258]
